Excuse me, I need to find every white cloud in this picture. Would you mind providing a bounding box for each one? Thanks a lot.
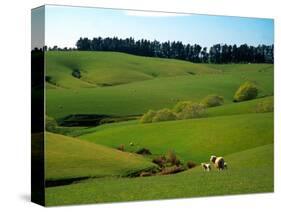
[124,10,190,17]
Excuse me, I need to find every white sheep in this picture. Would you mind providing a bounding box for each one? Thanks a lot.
[210,155,225,170]
[223,162,228,169]
[201,163,211,172]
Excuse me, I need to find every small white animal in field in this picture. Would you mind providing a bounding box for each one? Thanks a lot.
[201,163,211,172]
[210,155,225,170]
[223,162,228,169]
[129,142,134,146]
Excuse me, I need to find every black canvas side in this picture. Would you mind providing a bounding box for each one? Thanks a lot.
[31,6,45,206]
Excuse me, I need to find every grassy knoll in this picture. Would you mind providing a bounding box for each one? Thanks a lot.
[46,51,273,120]
[46,144,273,206]
[46,51,219,88]
[54,96,272,137]
[207,96,273,117]
[46,132,156,181]
[79,112,273,162]
[46,69,273,120]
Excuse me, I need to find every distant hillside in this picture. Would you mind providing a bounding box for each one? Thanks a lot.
[46,51,220,88]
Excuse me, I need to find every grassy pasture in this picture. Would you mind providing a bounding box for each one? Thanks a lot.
[207,96,273,117]
[46,68,273,120]
[44,51,274,206]
[46,144,273,206]
[79,112,273,162]
[46,132,156,181]
[46,51,219,88]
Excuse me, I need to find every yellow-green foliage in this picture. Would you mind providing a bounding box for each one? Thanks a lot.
[152,109,177,122]
[165,150,180,166]
[174,101,205,119]
[255,98,274,113]
[201,95,224,107]
[140,101,206,123]
[46,116,58,131]
[233,81,258,102]
[140,110,157,123]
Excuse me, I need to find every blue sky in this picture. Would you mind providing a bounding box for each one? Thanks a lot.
[44,5,274,49]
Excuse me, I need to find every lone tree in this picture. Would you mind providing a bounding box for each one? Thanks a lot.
[233,81,258,102]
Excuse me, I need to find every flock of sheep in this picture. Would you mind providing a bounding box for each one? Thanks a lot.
[201,155,228,172]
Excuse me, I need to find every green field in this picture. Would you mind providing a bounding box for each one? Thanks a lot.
[46,51,273,119]
[46,144,273,205]
[79,112,273,162]
[46,132,156,181]
[44,51,274,206]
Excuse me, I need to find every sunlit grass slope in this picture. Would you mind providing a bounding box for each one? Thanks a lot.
[46,69,273,120]
[46,51,219,88]
[46,132,156,181]
[79,112,273,162]
[46,144,273,206]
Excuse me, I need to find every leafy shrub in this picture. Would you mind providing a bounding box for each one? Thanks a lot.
[174,101,205,119]
[255,99,274,113]
[135,148,152,155]
[233,81,258,102]
[117,144,125,151]
[46,116,58,131]
[140,110,157,123]
[152,109,177,122]
[201,95,224,107]
[166,150,181,166]
[186,161,197,169]
[152,156,167,167]
[72,69,81,79]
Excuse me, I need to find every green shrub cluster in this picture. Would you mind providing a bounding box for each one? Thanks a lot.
[140,110,157,123]
[46,116,58,131]
[152,109,177,122]
[233,81,258,102]
[140,101,206,123]
[255,99,274,113]
[174,101,205,119]
[201,95,224,107]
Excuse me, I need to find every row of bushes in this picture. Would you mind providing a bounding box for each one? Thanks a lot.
[138,150,198,177]
[140,81,264,124]
[140,95,223,123]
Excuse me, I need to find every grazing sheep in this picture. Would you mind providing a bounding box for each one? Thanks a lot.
[201,163,211,172]
[129,142,134,146]
[224,162,228,169]
[210,155,225,170]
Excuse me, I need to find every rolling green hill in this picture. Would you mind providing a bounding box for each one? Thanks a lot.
[46,144,273,206]
[79,112,273,162]
[46,132,156,181]
[46,51,220,88]
[46,53,273,120]
[207,96,273,117]
[44,51,274,206]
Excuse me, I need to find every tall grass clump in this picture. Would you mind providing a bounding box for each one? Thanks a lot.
[233,81,258,102]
